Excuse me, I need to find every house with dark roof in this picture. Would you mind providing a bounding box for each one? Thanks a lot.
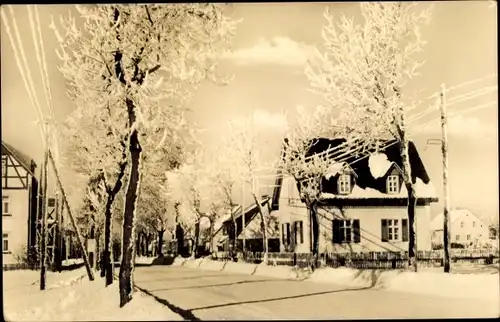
[212,196,281,253]
[2,141,39,265]
[272,138,439,253]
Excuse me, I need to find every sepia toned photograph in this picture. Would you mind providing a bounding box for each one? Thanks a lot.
[1,1,498,320]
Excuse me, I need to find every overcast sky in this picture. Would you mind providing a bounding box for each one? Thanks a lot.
[1,2,497,222]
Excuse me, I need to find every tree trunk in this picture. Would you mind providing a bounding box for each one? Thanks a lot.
[101,160,126,285]
[96,231,101,271]
[142,233,146,257]
[119,98,142,308]
[193,222,200,258]
[157,229,165,256]
[400,139,418,272]
[145,233,152,257]
[310,202,320,266]
[230,213,237,254]
[209,219,214,254]
[406,183,418,271]
[251,194,268,264]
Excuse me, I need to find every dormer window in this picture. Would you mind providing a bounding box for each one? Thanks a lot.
[338,174,351,194]
[387,175,399,194]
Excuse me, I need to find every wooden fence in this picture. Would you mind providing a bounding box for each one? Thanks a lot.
[212,249,500,270]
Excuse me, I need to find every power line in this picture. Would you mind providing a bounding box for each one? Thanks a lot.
[448,100,497,118]
[1,7,47,146]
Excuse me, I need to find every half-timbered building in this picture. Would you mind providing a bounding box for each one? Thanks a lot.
[2,141,39,265]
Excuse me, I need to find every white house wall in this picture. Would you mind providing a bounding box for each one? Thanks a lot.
[275,176,310,253]
[317,205,432,253]
[276,175,433,253]
[432,212,490,246]
[2,189,30,264]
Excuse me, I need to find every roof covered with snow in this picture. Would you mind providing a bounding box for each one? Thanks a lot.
[273,137,437,205]
[430,208,486,231]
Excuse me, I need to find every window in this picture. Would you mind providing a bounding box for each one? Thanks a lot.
[387,175,399,194]
[282,223,291,245]
[293,221,304,244]
[1,156,6,175]
[382,219,409,242]
[2,196,10,216]
[333,219,360,243]
[473,222,476,228]
[2,233,8,253]
[456,235,460,241]
[48,198,56,208]
[338,174,351,194]
[461,222,464,228]
[467,234,471,241]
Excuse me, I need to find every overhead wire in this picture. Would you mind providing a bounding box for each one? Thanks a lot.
[1,6,47,146]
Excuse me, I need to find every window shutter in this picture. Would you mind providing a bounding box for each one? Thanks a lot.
[293,221,298,244]
[281,224,285,245]
[286,223,291,245]
[353,219,361,243]
[299,221,304,244]
[332,219,341,244]
[402,219,409,242]
[381,219,389,242]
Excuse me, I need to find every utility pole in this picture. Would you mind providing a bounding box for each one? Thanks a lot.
[40,148,49,290]
[440,83,452,273]
[48,149,95,281]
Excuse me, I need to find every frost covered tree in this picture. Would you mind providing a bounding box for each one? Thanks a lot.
[280,105,336,266]
[305,2,432,271]
[53,4,237,305]
[209,145,240,254]
[227,117,273,264]
[60,101,128,286]
[174,153,211,257]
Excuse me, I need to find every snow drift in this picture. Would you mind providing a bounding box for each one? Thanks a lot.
[3,268,182,321]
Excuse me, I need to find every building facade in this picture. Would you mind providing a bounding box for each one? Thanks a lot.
[431,208,490,248]
[2,141,38,265]
[273,138,439,254]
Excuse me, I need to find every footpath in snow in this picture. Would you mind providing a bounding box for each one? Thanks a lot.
[2,266,182,321]
[173,256,500,303]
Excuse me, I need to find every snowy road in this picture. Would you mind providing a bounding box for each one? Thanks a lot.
[134,266,500,320]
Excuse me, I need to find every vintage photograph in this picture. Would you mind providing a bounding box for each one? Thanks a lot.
[1,2,498,320]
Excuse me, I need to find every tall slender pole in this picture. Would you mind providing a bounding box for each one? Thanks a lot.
[440,83,452,273]
[48,149,94,281]
[40,149,48,290]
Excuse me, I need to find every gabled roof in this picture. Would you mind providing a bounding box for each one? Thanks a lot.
[430,208,486,231]
[273,137,437,205]
[214,196,271,240]
[1,141,37,176]
[324,162,358,180]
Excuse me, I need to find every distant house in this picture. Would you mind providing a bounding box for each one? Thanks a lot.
[272,138,439,254]
[2,141,39,265]
[431,208,490,248]
[213,196,280,253]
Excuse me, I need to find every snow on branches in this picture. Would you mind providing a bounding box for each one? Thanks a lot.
[305,2,433,148]
[52,4,238,151]
[280,105,334,204]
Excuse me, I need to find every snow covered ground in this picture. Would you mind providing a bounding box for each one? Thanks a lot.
[3,268,182,321]
[174,257,499,302]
